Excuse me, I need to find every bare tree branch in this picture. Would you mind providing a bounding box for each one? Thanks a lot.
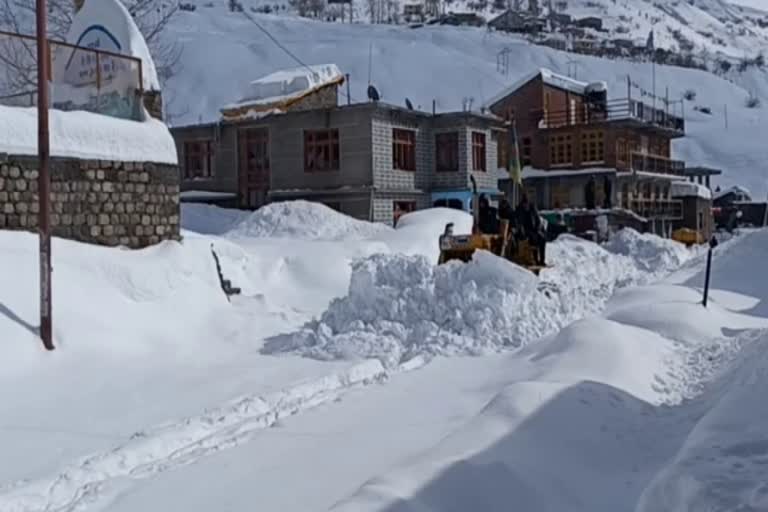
[0,0,181,96]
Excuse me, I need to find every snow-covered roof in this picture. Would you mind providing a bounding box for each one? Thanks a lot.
[0,105,177,164]
[714,185,752,201]
[520,167,623,179]
[227,64,344,110]
[485,68,591,108]
[670,181,712,200]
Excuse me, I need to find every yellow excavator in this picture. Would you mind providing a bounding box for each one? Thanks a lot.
[437,177,549,276]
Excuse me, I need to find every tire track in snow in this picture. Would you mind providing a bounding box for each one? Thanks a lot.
[0,359,415,512]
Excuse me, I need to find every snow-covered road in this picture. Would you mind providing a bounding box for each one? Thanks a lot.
[2,203,767,512]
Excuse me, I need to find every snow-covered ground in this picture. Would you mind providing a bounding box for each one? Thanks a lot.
[4,200,768,511]
[163,7,768,197]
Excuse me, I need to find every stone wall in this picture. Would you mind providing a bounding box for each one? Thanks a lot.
[0,155,180,249]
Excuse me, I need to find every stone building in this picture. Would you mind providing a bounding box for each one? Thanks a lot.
[173,64,504,226]
[488,68,688,236]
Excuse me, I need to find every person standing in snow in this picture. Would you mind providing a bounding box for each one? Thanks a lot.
[478,194,499,234]
[515,194,546,266]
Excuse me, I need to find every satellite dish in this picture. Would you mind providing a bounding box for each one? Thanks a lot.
[405,98,414,110]
[367,84,380,102]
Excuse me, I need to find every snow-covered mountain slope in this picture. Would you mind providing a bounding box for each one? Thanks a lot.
[163,8,768,196]
[559,0,768,59]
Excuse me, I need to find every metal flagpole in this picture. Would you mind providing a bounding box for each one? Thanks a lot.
[36,0,54,350]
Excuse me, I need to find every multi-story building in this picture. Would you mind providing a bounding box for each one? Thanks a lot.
[172,64,504,225]
[488,68,688,235]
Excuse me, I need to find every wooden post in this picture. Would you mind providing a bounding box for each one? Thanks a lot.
[36,0,53,350]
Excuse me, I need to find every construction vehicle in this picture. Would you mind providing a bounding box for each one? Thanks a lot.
[671,227,705,247]
[437,177,549,276]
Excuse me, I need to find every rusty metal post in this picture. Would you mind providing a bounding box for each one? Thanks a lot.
[36,0,54,350]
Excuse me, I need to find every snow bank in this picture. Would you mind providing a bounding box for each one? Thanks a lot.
[226,201,392,241]
[264,231,693,367]
[603,228,695,274]
[0,105,177,164]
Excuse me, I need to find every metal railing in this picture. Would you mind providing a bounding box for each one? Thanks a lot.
[629,198,683,219]
[0,29,144,121]
[630,152,685,176]
[534,99,685,134]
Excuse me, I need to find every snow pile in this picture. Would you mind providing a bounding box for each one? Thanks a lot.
[227,201,392,241]
[264,231,692,367]
[603,228,695,274]
[0,105,177,164]
[671,181,713,200]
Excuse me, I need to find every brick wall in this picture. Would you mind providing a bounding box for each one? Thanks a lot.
[372,114,432,193]
[372,191,431,225]
[0,155,180,248]
[286,85,339,112]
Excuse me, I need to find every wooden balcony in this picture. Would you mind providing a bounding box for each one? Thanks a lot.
[630,152,685,176]
[628,198,683,220]
[533,99,685,137]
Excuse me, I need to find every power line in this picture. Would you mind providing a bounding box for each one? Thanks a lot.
[238,9,357,102]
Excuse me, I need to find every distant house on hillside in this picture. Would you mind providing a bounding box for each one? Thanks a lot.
[172,64,505,225]
[488,10,545,34]
[575,16,603,31]
[431,12,485,27]
[487,68,688,236]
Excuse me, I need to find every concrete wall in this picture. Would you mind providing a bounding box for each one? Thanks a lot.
[1,156,180,248]
[173,123,238,197]
[271,106,374,192]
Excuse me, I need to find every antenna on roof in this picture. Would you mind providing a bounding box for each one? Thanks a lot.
[405,98,414,110]
[368,40,374,85]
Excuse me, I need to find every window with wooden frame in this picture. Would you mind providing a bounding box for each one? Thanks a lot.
[521,137,532,166]
[580,130,605,164]
[392,128,416,171]
[184,140,214,179]
[616,138,628,165]
[435,132,459,172]
[304,129,340,172]
[549,134,572,166]
[471,132,487,171]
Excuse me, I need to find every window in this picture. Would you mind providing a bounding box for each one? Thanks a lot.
[393,201,416,226]
[184,140,213,179]
[580,130,605,164]
[550,134,573,166]
[472,132,486,171]
[392,128,416,171]
[616,138,628,165]
[436,132,459,172]
[433,198,464,210]
[304,129,340,172]
[522,137,532,166]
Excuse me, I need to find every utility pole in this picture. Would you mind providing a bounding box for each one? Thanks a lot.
[36,0,54,350]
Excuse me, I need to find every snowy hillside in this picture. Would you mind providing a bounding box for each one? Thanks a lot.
[3,201,768,511]
[163,7,768,196]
